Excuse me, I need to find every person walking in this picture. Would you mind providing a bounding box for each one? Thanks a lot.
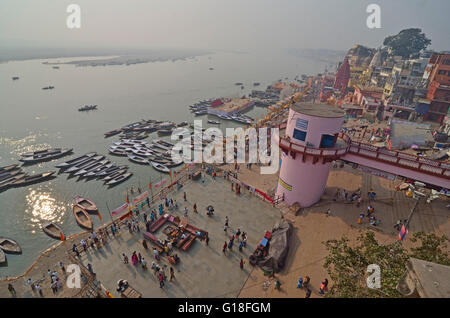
[59,261,65,274]
[184,207,188,217]
[222,241,227,254]
[240,258,245,270]
[122,253,129,264]
[35,283,43,297]
[27,278,35,292]
[193,203,197,213]
[7,284,16,297]
[170,267,175,281]
[183,192,187,201]
[159,272,165,288]
[205,235,209,246]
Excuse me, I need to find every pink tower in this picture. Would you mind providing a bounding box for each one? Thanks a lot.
[276,102,346,207]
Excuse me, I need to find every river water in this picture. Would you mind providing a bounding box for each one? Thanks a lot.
[0,50,328,277]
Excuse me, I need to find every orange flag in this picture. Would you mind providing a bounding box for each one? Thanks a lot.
[60,232,65,241]
[126,193,129,204]
[97,210,102,221]
[148,182,152,190]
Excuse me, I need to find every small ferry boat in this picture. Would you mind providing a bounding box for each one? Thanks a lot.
[103,169,128,183]
[207,120,220,124]
[157,129,173,136]
[78,105,97,112]
[74,196,98,214]
[127,154,149,165]
[106,172,133,186]
[151,162,170,173]
[0,237,22,254]
[42,223,64,240]
[73,205,93,230]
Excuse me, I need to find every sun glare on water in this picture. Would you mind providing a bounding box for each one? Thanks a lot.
[25,190,66,233]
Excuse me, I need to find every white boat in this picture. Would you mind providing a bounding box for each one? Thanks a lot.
[127,154,149,165]
[151,162,170,173]
[106,172,133,186]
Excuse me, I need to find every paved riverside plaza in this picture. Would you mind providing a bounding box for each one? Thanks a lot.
[77,174,281,297]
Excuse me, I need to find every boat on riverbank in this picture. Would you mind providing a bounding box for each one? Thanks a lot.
[73,205,93,230]
[0,237,22,254]
[73,196,98,214]
[151,162,170,173]
[106,172,133,186]
[128,154,149,165]
[0,249,5,265]
[42,223,64,240]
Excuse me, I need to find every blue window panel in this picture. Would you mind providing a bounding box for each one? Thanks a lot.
[293,128,307,141]
[320,134,335,148]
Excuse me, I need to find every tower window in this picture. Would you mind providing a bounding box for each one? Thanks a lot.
[320,134,336,148]
[293,129,307,142]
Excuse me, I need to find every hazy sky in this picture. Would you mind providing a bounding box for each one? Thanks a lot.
[1,0,449,52]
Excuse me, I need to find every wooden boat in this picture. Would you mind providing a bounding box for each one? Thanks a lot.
[130,148,153,157]
[151,162,170,173]
[0,164,18,174]
[0,169,22,182]
[73,196,98,214]
[104,129,122,138]
[84,163,113,178]
[177,121,188,127]
[74,159,110,177]
[20,148,73,164]
[10,171,56,188]
[64,155,104,173]
[0,173,26,192]
[103,169,128,182]
[109,148,128,156]
[127,154,149,165]
[73,205,93,230]
[157,129,173,136]
[207,120,220,124]
[106,172,133,186]
[0,237,22,254]
[55,152,96,169]
[0,248,6,265]
[95,165,126,178]
[154,139,174,148]
[42,222,63,240]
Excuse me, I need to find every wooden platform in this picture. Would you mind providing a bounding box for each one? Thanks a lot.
[121,285,142,298]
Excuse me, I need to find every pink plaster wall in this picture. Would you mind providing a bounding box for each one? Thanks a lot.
[285,109,344,148]
[276,109,344,207]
